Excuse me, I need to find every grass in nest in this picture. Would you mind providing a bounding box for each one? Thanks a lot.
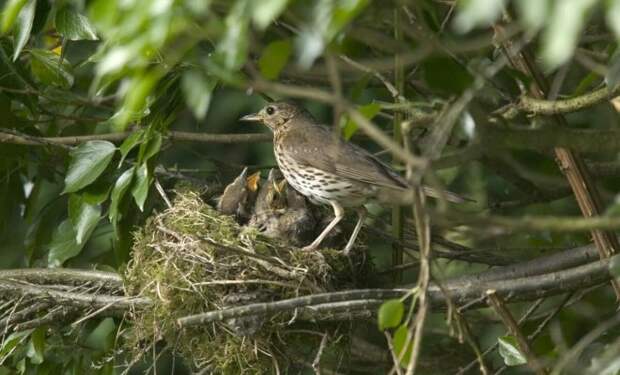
[122,189,365,373]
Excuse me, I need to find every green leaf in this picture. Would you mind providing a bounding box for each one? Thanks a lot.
[55,6,98,41]
[515,0,548,31]
[30,48,74,88]
[84,318,116,350]
[392,324,413,367]
[140,132,162,163]
[258,39,292,80]
[342,102,380,140]
[114,71,160,130]
[609,255,620,278]
[82,180,112,205]
[108,167,134,228]
[48,219,86,266]
[216,0,250,70]
[296,0,368,68]
[606,50,620,91]
[181,68,217,120]
[498,335,527,366]
[63,141,116,194]
[0,329,33,360]
[131,163,150,211]
[378,299,404,330]
[1,0,29,34]
[453,0,505,33]
[607,0,620,40]
[68,194,101,245]
[251,0,288,29]
[26,326,45,365]
[118,129,146,167]
[541,0,597,69]
[12,0,35,61]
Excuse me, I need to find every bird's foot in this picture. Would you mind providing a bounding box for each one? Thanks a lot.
[301,244,318,252]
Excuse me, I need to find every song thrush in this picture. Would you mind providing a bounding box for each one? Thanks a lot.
[241,102,463,254]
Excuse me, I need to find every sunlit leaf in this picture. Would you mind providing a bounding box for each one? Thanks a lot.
[252,0,288,29]
[109,167,134,228]
[30,48,74,88]
[1,0,28,34]
[541,0,597,69]
[453,0,505,33]
[498,335,527,366]
[131,163,150,211]
[606,0,620,39]
[514,0,548,31]
[259,39,292,80]
[55,6,98,41]
[68,194,101,245]
[114,71,160,130]
[181,68,217,120]
[63,141,116,194]
[606,50,620,91]
[378,299,404,330]
[12,0,35,61]
[48,219,85,267]
[296,0,368,68]
[215,0,250,70]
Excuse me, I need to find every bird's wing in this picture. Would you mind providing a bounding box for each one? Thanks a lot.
[282,123,408,190]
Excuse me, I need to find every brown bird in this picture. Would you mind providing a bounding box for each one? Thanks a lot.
[241,102,464,254]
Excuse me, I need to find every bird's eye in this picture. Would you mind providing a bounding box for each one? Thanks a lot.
[266,106,275,115]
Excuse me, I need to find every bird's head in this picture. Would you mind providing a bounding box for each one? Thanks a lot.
[240,102,309,131]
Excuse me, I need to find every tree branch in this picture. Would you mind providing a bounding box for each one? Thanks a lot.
[0,129,272,146]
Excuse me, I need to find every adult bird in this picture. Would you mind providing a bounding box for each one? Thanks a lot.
[241,102,463,254]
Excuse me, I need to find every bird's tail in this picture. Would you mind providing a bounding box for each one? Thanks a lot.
[377,186,472,205]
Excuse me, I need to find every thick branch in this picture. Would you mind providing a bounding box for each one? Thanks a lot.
[0,129,272,146]
[177,255,615,326]
[501,86,618,119]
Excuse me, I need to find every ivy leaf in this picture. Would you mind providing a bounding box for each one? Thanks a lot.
[12,0,35,61]
[55,6,98,41]
[258,39,292,80]
[131,163,150,211]
[108,167,135,229]
[63,141,116,194]
[30,48,74,88]
[48,219,86,267]
[181,68,217,120]
[68,194,101,245]
[378,299,404,330]
[498,335,527,366]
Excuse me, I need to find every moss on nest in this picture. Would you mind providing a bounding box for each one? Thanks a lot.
[123,188,368,373]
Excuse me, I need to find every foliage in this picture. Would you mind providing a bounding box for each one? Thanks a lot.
[1,0,620,373]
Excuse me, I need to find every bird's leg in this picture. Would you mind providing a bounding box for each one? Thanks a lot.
[302,200,344,251]
[343,206,367,255]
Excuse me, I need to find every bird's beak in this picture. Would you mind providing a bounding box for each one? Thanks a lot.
[240,113,262,122]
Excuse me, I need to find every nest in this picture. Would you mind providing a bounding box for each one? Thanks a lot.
[123,182,370,372]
